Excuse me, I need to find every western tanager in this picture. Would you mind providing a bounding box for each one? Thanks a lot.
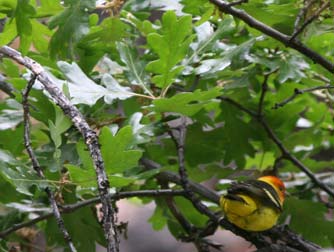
[220,176,285,231]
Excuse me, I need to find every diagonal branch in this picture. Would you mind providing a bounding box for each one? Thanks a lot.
[273,85,334,109]
[22,75,77,252]
[292,0,318,36]
[8,176,306,250]
[208,0,334,73]
[142,158,321,252]
[0,189,185,239]
[258,69,278,116]
[219,97,334,198]
[260,118,334,198]
[162,184,215,252]
[0,46,119,252]
[290,1,330,41]
[0,73,15,97]
[168,117,217,252]
[168,117,217,221]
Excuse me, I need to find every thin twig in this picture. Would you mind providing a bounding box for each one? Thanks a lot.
[0,213,54,239]
[292,0,317,35]
[160,183,211,252]
[260,118,334,198]
[219,96,334,198]
[169,117,217,220]
[219,96,258,117]
[290,1,330,41]
[0,46,119,252]
[142,158,322,251]
[168,118,217,252]
[0,189,185,238]
[273,155,284,175]
[0,73,15,97]
[208,0,334,73]
[265,226,321,252]
[273,85,334,109]
[165,193,195,233]
[141,158,220,203]
[258,69,278,116]
[22,75,77,252]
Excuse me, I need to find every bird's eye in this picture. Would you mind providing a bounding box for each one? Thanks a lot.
[279,186,284,191]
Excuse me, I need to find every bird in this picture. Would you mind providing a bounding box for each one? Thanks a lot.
[220,175,286,231]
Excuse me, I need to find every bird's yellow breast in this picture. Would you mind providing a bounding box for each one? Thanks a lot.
[220,194,280,231]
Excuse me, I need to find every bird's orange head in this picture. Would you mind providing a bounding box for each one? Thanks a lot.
[257,176,286,204]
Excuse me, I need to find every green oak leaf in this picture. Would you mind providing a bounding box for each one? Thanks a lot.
[100,126,143,174]
[48,0,95,58]
[152,87,222,116]
[146,11,194,89]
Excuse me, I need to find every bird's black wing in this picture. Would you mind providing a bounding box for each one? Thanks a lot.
[226,180,282,211]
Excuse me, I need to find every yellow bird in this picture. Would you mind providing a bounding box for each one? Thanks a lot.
[220,176,286,231]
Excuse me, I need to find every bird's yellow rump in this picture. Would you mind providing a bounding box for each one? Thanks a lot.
[220,176,286,231]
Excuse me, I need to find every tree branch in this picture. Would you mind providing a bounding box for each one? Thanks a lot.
[141,158,220,203]
[166,119,218,252]
[22,75,77,252]
[208,0,334,73]
[260,119,334,198]
[151,158,322,251]
[290,1,330,41]
[0,73,15,97]
[161,184,214,252]
[0,46,119,252]
[219,96,334,198]
[168,117,218,221]
[292,0,318,36]
[0,189,185,239]
[273,85,334,109]
[141,154,322,252]
[258,69,278,116]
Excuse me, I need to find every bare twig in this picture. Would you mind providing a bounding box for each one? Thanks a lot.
[290,1,330,41]
[165,116,322,251]
[0,73,15,97]
[0,46,119,252]
[165,193,195,233]
[273,155,284,175]
[219,97,334,198]
[229,77,334,198]
[260,119,334,198]
[258,69,278,116]
[219,96,258,117]
[292,0,318,36]
[0,189,185,238]
[273,85,334,109]
[168,117,217,221]
[168,118,217,252]
[143,158,321,251]
[265,226,321,252]
[161,184,213,252]
[141,158,220,203]
[208,0,334,73]
[22,75,77,252]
